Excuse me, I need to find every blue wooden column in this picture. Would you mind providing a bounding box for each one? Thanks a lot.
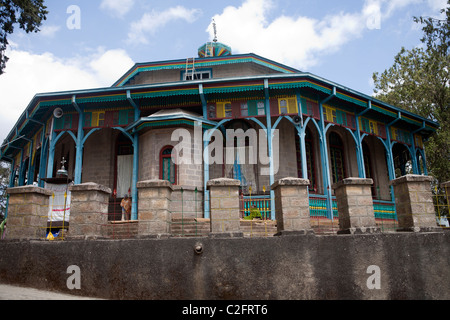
[199,84,210,219]
[296,92,308,180]
[318,87,336,219]
[25,112,46,187]
[264,79,276,220]
[385,112,402,201]
[24,138,34,185]
[37,125,47,188]
[38,137,49,187]
[72,95,84,185]
[46,126,56,179]
[409,121,425,175]
[354,101,373,178]
[127,90,140,220]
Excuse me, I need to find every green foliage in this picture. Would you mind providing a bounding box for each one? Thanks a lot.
[0,0,48,74]
[0,161,10,221]
[372,1,450,184]
[244,207,262,220]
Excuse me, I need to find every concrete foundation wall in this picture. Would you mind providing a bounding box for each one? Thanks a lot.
[0,232,448,300]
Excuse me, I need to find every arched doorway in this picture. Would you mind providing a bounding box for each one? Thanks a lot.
[115,132,133,198]
[329,131,346,185]
[295,126,318,193]
[392,143,412,178]
[224,120,258,195]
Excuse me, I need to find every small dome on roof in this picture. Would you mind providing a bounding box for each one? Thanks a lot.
[198,41,232,58]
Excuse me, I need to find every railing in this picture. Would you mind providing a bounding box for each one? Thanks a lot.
[373,200,396,220]
[241,194,271,220]
[309,195,338,218]
[434,186,450,229]
[373,199,398,232]
[309,195,339,234]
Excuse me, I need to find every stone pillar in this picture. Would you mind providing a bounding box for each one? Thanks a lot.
[332,178,380,234]
[68,182,111,240]
[390,175,438,232]
[6,186,52,240]
[207,178,242,238]
[137,179,173,238]
[271,177,313,235]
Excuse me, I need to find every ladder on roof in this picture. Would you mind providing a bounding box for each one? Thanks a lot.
[185,57,195,80]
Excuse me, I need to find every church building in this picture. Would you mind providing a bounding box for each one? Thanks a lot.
[0,36,439,230]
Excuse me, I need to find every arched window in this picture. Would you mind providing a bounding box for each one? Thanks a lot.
[329,132,346,184]
[160,146,176,184]
[295,127,317,192]
[393,143,412,177]
[362,141,376,198]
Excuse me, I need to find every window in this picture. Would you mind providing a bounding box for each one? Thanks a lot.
[278,97,298,114]
[225,103,233,118]
[127,110,134,124]
[184,70,211,80]
[208,105,216,118]
[160,146,176,184]
[240,102,248,117]
[63,115,72,130]
[331,109,337,123]
[347,114,356,130]
[90,111,105,127]
[257,101,265,115]
[279,99,288,114]
[84,113,92,127]
[98,112,105,126]
[329,132,346,184]
[216,102,232,118]
[112,111,120,126]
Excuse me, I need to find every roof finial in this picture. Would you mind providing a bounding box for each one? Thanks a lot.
[212,18,218,43]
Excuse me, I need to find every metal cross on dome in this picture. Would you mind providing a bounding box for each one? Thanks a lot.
[60,157,67,169]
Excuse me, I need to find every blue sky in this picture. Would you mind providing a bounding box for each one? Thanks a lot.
[0,0,447,142]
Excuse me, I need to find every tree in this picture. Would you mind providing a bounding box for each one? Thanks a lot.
[0,161,10,222]
[0,0,48,75]
[372,1,450,185]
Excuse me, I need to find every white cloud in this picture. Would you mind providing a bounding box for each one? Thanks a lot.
[100,0,135,18]
[127,6,202,45]
[209,0,436,70]
[39,25,61,38]
[209,0,367,69]
[0,47,134,141]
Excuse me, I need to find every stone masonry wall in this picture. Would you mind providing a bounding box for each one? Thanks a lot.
[0,232,448,300]
[6,186,52,240]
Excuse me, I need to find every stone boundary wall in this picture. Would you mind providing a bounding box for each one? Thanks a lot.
[5,186,52,240]
[390,175,437,232]
[68,183,111,240]
[0,232,448,300]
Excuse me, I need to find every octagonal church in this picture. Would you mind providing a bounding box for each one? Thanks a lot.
[0,38,438,235]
